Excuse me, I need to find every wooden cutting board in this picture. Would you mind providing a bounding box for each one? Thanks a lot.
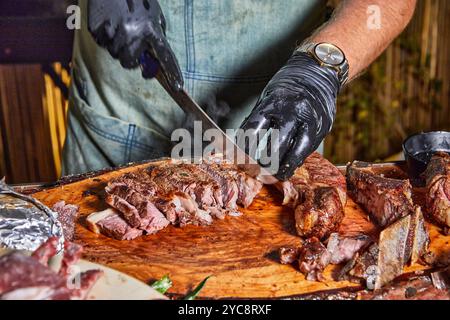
[31,161,450,299]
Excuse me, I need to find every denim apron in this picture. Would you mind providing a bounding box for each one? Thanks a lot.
[62,0,327,175]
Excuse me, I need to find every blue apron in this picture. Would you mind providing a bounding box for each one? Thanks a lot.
[62,0,326,175]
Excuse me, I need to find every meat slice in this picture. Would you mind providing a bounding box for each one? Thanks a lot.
[347,161,414,227]
[297,237,331,282]
[52,201,79,241]
[86,209,143,241]
[0,237,102,300]
[278,152,347,240]
[424,152,450,231]
[326,233,372,265]
[105,180,169,233]
[199,159,263,209]
[31,236,59,265]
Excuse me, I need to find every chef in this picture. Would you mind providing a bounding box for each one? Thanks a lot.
[63,0,416,180]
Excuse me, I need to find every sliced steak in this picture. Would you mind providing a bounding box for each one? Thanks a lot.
[52,201,79,241]
[145,163,223,214]
[278,152,347,240]
[107,172,205,226]
[105,179,169,233]
[297,237,331,282]
[424,152,450,230]
[86,209,143,241]
[347,161,414,227]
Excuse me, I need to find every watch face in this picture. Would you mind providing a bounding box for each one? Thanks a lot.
[314,43,345,66]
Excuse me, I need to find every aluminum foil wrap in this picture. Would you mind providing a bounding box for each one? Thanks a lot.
[0,179,63,251]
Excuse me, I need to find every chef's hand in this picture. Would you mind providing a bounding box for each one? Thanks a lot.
[239,52,340,181]
[88,0,183,91]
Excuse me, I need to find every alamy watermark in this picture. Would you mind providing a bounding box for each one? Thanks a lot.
[367,5,382,30]
[66,5,81,30]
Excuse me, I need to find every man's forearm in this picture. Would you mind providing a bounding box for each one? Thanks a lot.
[308,0,416,80]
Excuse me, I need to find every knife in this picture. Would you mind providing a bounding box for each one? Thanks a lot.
[140,53,277,184]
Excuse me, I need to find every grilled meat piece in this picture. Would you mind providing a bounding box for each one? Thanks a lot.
[326,233,372,265]
[347,161,415,227]
[424,152,450,230]
[52,201,79,241]
[0,237,102,300]
[278,152,347,240]
[298,237,331,282]
[86,209,143,241]
[279,246,301,265]
[295,187,345,240]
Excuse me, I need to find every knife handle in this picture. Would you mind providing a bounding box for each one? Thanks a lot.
[139,51,160,79]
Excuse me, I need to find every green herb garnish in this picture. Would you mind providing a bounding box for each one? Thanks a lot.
[151,275,173,294]
[183,276,211,300]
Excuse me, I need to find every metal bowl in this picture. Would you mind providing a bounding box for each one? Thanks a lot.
[402,131,450,184]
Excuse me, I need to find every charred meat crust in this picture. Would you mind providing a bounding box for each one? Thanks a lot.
[424,152,450,229]
[347,161,414,227]
[278,152,347,240]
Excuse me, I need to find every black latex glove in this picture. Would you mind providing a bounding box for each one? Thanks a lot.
[239,52,340,181]
[88,0,183,91]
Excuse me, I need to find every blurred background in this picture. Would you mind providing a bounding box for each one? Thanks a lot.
[0,0,449,184]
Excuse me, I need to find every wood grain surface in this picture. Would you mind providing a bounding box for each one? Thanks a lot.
[32,161,450,299]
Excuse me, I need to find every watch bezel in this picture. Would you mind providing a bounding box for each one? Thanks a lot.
[313,43,346,67]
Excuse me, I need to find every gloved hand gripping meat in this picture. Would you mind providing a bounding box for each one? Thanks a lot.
[239,52,340,181]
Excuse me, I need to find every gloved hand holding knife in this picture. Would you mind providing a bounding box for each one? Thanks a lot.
[88,0,183,92]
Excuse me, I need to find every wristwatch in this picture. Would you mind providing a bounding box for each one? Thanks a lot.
[296,42,349,87]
